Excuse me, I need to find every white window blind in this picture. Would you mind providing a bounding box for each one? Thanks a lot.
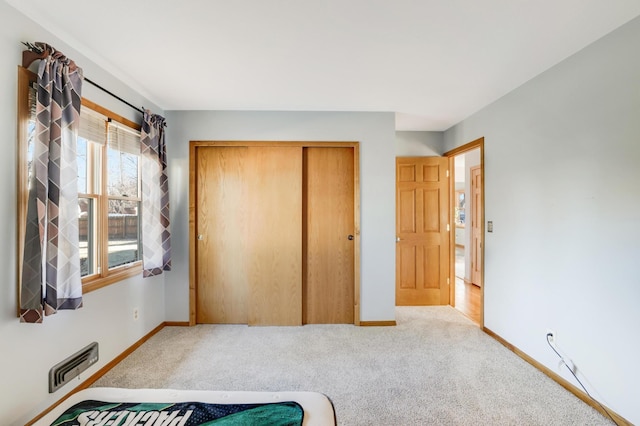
[107,121,141,155]
[78,108,107,144]
[28,85,37,116]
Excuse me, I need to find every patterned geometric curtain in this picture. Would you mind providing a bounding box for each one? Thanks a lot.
[20,43,84,323]
[140,111,171,277]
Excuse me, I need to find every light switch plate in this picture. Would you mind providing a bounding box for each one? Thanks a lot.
[487,221,493,232]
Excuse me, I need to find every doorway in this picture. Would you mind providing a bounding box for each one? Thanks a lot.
[445,138,484,327]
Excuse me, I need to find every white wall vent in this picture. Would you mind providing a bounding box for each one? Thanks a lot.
[49,342,99,393]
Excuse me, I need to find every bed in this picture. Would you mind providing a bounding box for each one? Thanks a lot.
[34,388,337,426]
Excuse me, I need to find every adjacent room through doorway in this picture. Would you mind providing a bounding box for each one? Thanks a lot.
[449,143,483,325]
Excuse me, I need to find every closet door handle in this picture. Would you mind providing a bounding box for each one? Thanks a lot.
[347,235,354,240]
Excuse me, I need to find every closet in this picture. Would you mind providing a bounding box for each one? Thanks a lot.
[190,142,359,326]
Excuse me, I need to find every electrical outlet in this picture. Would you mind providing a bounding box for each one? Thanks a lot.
[546,329,556,344]
[133,308,139,320]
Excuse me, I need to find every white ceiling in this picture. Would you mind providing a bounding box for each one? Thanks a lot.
[8,0,640,130]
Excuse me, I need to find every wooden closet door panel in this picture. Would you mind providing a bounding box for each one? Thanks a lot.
[246,146,302,326]
[196,147,248,324]
[303,147,355,324]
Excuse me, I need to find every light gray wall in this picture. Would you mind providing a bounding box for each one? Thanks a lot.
[164,111,397,323]
[0,3,166,425]
[444,16,640,424]
[396,131,444,156]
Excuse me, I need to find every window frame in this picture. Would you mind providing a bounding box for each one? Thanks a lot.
[17,67,32,316]
[17,67,142,300]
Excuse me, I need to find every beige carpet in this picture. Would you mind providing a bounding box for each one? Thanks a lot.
[94,307,611,425]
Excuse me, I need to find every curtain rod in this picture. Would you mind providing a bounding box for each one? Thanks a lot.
[83,77,144,114]
[22,42,145,115]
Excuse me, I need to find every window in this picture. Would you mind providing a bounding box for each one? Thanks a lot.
[18,68,142,294]
[77,105,143,290]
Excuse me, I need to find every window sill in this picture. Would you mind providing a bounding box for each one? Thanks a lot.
[82,262,142,293]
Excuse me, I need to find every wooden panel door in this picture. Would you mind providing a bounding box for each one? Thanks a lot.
[196,147,249,324]
[303,147,355,324]
[470,166,482,287]
[246,147,303,326]
[396,157,450,305]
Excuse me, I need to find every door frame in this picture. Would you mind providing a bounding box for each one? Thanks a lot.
[188,141,361,326]
[443,137,485,328]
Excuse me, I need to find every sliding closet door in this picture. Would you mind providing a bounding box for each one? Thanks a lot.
[193,143,357,326]
[303,147,355,324]
[196,147,248,324]
[195,146,302,326]
[246,147,302,326]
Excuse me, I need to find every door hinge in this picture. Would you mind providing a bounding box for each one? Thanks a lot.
[446,224,450,232]
[447,277,450,285]
[446,170,450,178]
